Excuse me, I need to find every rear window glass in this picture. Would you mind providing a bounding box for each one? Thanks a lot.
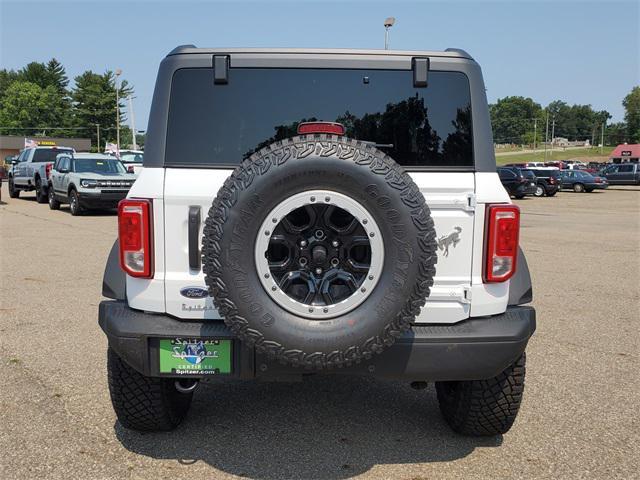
[166,68,473,168]
[32,148,73,162]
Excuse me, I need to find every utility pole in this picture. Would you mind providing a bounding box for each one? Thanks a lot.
[115,69,122,153]
[591,125,595,148]
[128,96,138,150]
[96,123,100,152]
[600,122,605,154]
[533,118,538,151]
[544,112,549,161]
[550,117,556,156]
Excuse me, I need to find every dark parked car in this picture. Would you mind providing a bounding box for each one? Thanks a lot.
[558,170,608,192]
[598,163,640,185]
[498,166,537,198]
[527,168,560,197]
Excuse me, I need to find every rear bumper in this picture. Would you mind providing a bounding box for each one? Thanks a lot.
[99,301,536,381]
[544,183,560,194]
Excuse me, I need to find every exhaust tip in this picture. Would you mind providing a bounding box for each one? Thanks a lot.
[174,379,199,394]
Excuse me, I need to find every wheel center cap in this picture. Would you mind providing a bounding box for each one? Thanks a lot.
[312,245,327,265]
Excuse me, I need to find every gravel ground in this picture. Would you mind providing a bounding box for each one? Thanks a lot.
[1,183,638,480]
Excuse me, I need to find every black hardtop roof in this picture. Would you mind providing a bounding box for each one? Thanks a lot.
[167,45,473,60]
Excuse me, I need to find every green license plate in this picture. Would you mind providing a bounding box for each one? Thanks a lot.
[159,339,232,375]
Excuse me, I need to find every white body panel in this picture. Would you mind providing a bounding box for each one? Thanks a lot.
[162,168,232,319]
[414,173,475,324]
[125,168,512,324]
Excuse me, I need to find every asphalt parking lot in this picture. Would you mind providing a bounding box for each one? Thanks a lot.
[1,183,638,480]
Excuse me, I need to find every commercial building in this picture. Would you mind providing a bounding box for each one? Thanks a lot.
[0,135,91,161]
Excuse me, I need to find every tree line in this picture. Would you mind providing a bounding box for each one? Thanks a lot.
[1,59,638,150]
[489,87,640,146]
[0,59,142,149]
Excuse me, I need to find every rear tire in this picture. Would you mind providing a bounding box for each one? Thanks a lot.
[514,194,525,199]
[8,177,19,198]
[435,354,526,436]
[546,191,557,197]
[107,347,193,432]
[48,185,60,210]
[69,189,82,215]
[533,185,545,197]
[35,177,47,203]
[573,183,585,193]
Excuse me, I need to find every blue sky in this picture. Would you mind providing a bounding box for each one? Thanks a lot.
[1,0,638,129]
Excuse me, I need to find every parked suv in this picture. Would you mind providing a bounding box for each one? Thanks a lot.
[599,163,640,185]
[527,168,560,197]
[99,47,535,436]
[498,166,537,198]
[48,153,136,215]
[8,145,74,202]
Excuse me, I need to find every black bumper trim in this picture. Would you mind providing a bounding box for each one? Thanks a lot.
[79,191,128,209]
[99,301,535,381]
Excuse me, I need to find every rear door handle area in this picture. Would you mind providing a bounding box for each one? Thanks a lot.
[188,206,201,270]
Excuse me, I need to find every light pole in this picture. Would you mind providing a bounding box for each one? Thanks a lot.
[115,68,122,153]
[128,96,138,150]
[384,17,395,50]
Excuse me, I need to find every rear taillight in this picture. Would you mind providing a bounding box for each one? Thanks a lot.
[127,165,135,173]
[297,121,346,136]
[549,176,556,184]
[594,177,602,183]
[118,199,153,278]
[45,163,52,179]
[484,204,520,283]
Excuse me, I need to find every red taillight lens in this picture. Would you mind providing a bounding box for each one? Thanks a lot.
[45,163,52,179]
[549,176,555,184]
[118,199,153,278]
[127,165,135,173]
[297,122,345,136]
[594,177,602,183]
[484,204,520,283]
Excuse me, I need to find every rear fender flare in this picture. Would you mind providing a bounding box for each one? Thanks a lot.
[508,247,533,305]
[103,239,126,300]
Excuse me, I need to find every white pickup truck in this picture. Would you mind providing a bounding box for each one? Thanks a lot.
[8,145,74,202]
[100,47,536,437]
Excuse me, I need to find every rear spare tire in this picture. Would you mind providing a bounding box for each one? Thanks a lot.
[202,135,437,369]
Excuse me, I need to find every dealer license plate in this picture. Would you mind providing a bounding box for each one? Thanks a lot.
[159,338,232,375]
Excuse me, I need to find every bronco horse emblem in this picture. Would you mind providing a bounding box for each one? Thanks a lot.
[437,227,462,257]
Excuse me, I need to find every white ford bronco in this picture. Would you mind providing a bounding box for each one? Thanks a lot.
[100,47,535,436]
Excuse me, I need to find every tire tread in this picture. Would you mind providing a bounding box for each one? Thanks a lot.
[435,354,526,436]
[201,135,437,369]
[107,348,192,432]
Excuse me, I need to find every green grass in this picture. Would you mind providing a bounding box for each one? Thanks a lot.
[495,146,614,165]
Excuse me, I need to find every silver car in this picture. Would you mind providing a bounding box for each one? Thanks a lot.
[48,153,137,215]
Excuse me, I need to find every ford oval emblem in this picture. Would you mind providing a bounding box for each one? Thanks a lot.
[180,286,210,299]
